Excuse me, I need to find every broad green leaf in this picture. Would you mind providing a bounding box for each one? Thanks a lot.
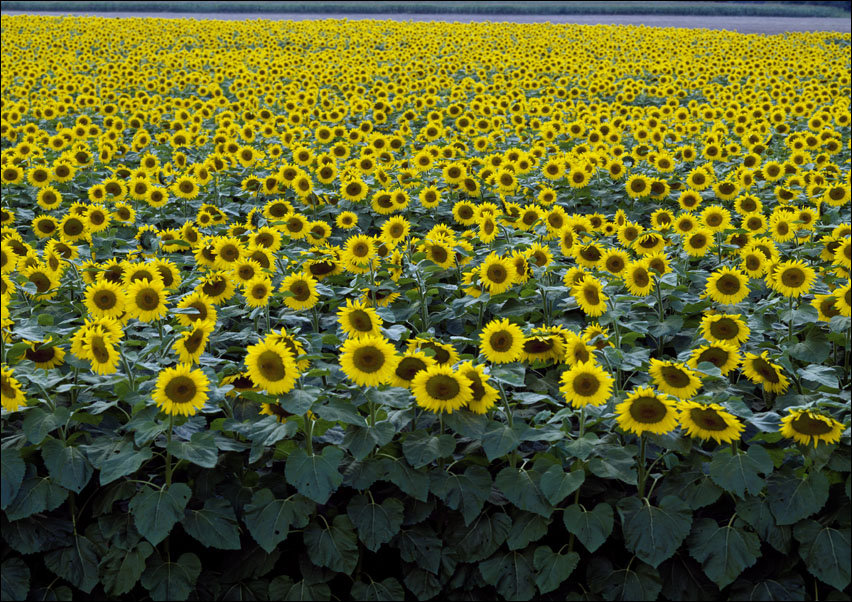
[490,363,527,387]
[0,448,25,509]
[789,333,830,363]
[22,407,69,445]
[393,525,443,574]
[84,437,153,486]
[166,431,218,469]
[708,445,773,499]
[304,515,359,574]
[729,576,806,601]
[589,446,637,484]
[533,545,579,594]
[660,554,719,602]
[798,365,839,389]
[767,471,829,525]
[5,467,68,521]
[140,552,201,601]
[285,446,343,504]
[447,512,511,563]
[735,497,790,554]
[268,576,331,601]
[347,493,404,552]
[430,465,491,524]
[0,557,30,601]
[403,567,441,601]
[688,518,761,589]
[657,470,722,510]
[482,421,521,461]
[539,465,585,506]
[507,511,549,550]
[279,387,318,414]
[40,437,93,493]
[350,577,404,601]
[617,495,692,568]
[378,457,429,502]
[243,489,313,553]
[479,549,536,601]
[495,466,551,517]
[588,557,663,601]
[99,541,153,596]
[794,520,851,591]
[129,483,192,546]
[402,431,455,468]
[2,516,73,555]
[563,503,614,553]
[181,497,241,550]
[43,535,99,594]
[343,422,396,461]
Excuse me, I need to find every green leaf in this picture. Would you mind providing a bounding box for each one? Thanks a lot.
[393,524,442,574]
[350,577,404,601]
[40,437,93,493]
[402,431,455,468]
[563,503,614,553]
[495,466,551,517]
[285,446,343,504]
[490,363,527,387]
[729,576,805,601]
[129,483,192,546]
[447,512,511,563]
[479,549,536,601]
[1,448,25,510]
[304,515,359,574]
[538,465,584,505]
[279,387,317,414]
[688,518,761,589]
[166,431,218,469]
[344,422,396,461]
[482,421,520,461]
[588,557,662,601]
[379,457,429,502]
[140,552,201,601]
[84,437,153,486]
[243,489,313,553]
[789,333,830,363]
[507,511,549,550]
[268,576,330,601]
[5,467,68,521]
[0,557,30,601]
[794,520,851,591]
[589,445,637,484]
[22,407,70,445]
[617,496,692,568]
[767,471,829,525]
[735,497,790,554]
[533,546,579,595]
[347,493,404,552]
[2,516,73,554]
[100,541,154,596]
[403,568,441,601]
[708,445,772,499]
[430,465,492,524]
[181,497,241,550]
[797,365,839,389]
[43,535,99,594]
[657,470,722,510]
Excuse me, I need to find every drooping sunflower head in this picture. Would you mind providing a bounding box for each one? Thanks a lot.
[742,352,790,394]
[678,401,744,445]
[649,359,702,400]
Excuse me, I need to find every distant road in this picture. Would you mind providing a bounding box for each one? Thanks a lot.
[2,11,850,34]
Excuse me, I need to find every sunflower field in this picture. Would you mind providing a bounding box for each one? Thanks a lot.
[1,14,850,601]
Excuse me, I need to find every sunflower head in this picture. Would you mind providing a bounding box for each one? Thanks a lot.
[616,387,678,436]
[780,409,844,447]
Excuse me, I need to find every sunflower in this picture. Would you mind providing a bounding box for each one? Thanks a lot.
[479,253,515,296]
[21,264,61,300]
[836,281,851,317]
[243,277,273,308]
[521,328,566,364]
[780,409,845,447]
[172,175,200,200]
[246,339,299,394]
[411,365,473,414]
[616,387,679,436]
[563,332,595,366]
[406,338,459,366]
[678,401,744,444]
[23,338,65,370]
[701,206,732,232]
[649,359,702,399]
[741,352,790,394]
[480,318,524,364]
[683,228,715,257]
[458,362,500,414]
[624,260,655,297]
[811,293,842,322]
[338,298,383,339]
[601,249,629,276]
[768,260,816,298]
[705,268,750,305]
[390,350,437,389]
[422,237,456,269]
[153,364,210,417]
[572,277,608,317]
[559,362,614,408]
[687,342,741,376]
[176,292,217,327]
[174,320,215,365]
[84,280,126,319]
[280,273,319,311]
[198,271,237,305]
[739,246,768,278]
[339,335,398,387]
[79,330,121,375]
[625,174,650,199]
[126,278,168,322]
[380,216,411,247]
[31,215,59,239]
[1,365,27,412]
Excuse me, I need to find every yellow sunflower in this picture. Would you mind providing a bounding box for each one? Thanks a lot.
[688,342,741,376]
[480,318,524,364]
[811,293,843,322]
[479,253,515,295]
[280,273,319,311]
[24,339,65,370]
[1,365,27,412]
[780,409,844,447]
[741,352,789,394]
[338,298,383,339]
[389,350,437,389]
[615,387,679,436]
[836,281,851,317]
[406,338,459,366]
[624,260,655,297]
[175,292,217,327]
[458,362,500,414]
[174,320,215,365]
[339,335,398,387]
[126,278,168,322]
[649,359,702,399]
[411,365,473,414]
[79,330,121,375]
[705,268,750,305]
[767,260,816,298]
[84,280,126,319]
[572,276,608,317]
[245,339,299,395]
[153,364,210,417]
[559,362,614,408]
[678,401,744,444]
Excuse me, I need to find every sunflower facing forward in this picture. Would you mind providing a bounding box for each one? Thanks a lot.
[339,335,398,387]
[480,318,524,364]
[338,298,383,339]
[245,339,299,394]
[649,359,702,399]
[559,362,614,408]
[678,401,744,444]
[572,276,608,317]
[411,365,473,414]
[616,387,678,436]
[780,409,844,447]
[127,278,168,322]
[705,267,750,305]
[1,365,27,412]
[767,259,816,298]
[153,364,209,416]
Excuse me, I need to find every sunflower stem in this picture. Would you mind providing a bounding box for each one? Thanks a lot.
[120,347,136,392]
[164,413,174,488]
[787,295,794,343]
[305,411,314,456]
[637,434,648,499]
[264,303,271,333]
[578,406,586,439]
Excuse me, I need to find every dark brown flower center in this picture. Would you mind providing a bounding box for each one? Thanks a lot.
[425,374,461,400]
[165,375,197,404]
[629,396,667,423]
